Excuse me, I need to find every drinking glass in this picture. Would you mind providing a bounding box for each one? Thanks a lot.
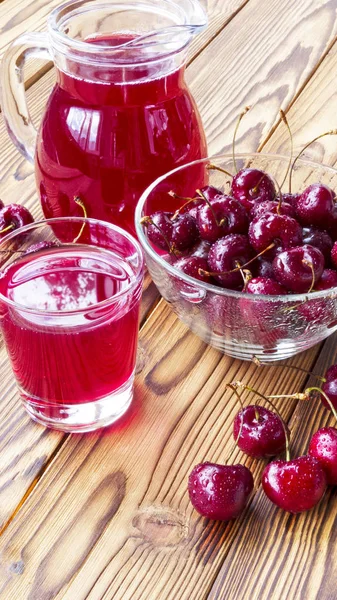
[0,218,144,431]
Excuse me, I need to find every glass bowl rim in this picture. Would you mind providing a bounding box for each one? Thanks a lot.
[135,152,337,303]
[0,216,144,316]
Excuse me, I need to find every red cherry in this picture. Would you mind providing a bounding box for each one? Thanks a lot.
[207,234,253,289]
[250,200,295,219]
[0,204,34,238]
[294,183,335,227]
[231,168,276,211]
[248,213,302,257]
[188,462,254,520]
[321,377,337,412]
[174,255,211,283]
[315,268,337,290]
[262,456,326,513]
[272,245,324,293]
[302,227,333,263]
[233,405,286,457]
[308,427,337,485]
[197,195,248,242]
[245,277,286,295]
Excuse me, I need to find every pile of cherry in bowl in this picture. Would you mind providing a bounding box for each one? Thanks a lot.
[142,167,337,297]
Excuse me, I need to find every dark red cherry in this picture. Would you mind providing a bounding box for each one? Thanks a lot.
[262,456,326,513]
[248,213,302,257]
[294,183,335,227]
[256,257,275,279]
[197,196,248,243]
[0,204,34,238]
[231,168,276,210]
[245,276,286,295]
[321,377,337,412]
[188,462,254,520]
[233,405,286,457]
[308,427,337,485]
[207,234,253,289]
[302,227,333,262]
[330,241,337,269]
[144,211,174,250]
[315,268,337,290]
[199,185,223,202]
[277,193,300,208]
[171,213,199,251]
[250,200,295,219]
[327,205,337,241]
[272,245,324,293]
[189,239,212,260]
[325,364,337,382]
[174,255,211,283]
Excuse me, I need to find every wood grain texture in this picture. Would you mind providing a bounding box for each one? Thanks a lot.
[0,304,322,600]
[0,0,246,554]
[187,0,337,157]
[0,1,337,599]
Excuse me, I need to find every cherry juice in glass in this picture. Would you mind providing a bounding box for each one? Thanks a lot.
[0,218,144,432]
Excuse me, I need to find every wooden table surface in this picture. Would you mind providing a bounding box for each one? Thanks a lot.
[1,1,337,598]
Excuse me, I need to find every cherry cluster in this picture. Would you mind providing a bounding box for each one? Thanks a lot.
[142,171,337,297]
[188,364,337,520]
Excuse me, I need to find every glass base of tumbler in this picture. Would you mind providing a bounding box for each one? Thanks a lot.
[20,372,134,433]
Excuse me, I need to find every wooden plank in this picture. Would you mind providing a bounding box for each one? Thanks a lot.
[186,0,337,157]
[0,0,249,92]
[0,0,245,534]
[0,305,322,600]
[0,0,337,598]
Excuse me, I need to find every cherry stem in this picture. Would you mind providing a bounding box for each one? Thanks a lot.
[206,164,234,178]
[306,386,337,422]
[231,381,290,461]
[279,110,293,191]
[252,355,326,383]
[0,224,15,235]
[198,242,275,278]
[289,129,337,193]
[232,106,251,173]
[72,196,87,243]
[267,393,308,400]
[196,188,226,227]
[302,260,315,294]
[169,191,201,221]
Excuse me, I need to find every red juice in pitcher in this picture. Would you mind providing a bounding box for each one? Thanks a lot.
[35,34,207,235]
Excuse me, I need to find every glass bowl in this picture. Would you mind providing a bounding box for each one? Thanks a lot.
[135,153,337,361]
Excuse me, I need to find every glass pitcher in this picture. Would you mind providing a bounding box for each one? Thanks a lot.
[0,0,208,235]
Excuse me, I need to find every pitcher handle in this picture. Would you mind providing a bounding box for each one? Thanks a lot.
[0,33,51,164]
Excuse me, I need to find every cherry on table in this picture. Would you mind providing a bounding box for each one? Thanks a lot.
[231,168,276,211]
[233,405,286,457]
[188,462,254,520]
[262,455,327,513]
[272,244,324,293]
[308,427,337,485]
[0,204,34,238]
